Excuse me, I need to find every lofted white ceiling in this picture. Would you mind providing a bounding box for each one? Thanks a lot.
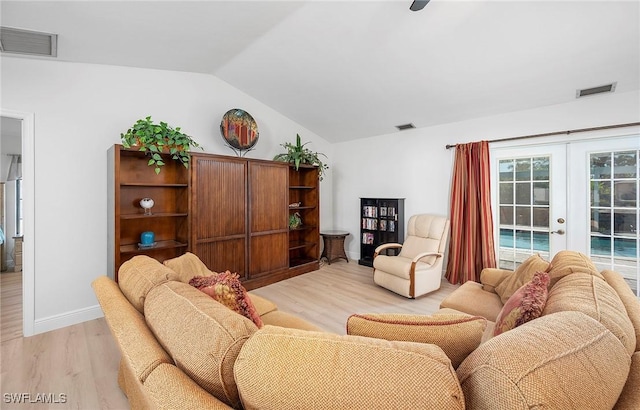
[1,0,639,142]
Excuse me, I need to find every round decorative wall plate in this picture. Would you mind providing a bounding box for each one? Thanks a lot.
[220,109,259,153]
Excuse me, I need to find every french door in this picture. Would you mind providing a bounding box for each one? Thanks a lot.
[491,135,640,296]
[491,144,567,270]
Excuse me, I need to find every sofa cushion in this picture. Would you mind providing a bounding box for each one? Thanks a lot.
[247,292,278,316]
[346,312,486,368]
[494,253,550,304]
[163,252,216,283]
[118,255,177,313]
[234,325,465,410]
[547,250,603,287]
[601,269,640,352]
[615,351,640,410]
[543,272,636,356]
[259,310,325,331]
[439,281,504,322]
[144,281,258,408]
[190,271,263,328]
[457,311,631,410]
[493,270,550,336]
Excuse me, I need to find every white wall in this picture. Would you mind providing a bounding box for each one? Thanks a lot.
[332,90,640,260]
[0,56,334,334]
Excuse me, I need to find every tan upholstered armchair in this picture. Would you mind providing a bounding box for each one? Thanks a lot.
[373,214,450,298]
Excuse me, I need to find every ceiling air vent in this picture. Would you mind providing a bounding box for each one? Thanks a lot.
[576,82,616,98]
[0,27,57,57]
[396,123,416,131]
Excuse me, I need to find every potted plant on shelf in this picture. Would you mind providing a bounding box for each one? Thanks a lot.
[273,134,328,181]
[121,116,202,174]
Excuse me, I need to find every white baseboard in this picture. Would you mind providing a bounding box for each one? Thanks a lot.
[33,305,104,335]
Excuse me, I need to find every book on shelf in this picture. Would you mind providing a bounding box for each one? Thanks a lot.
[380,207,387,217]
[362,206,378,218]
[389,221,395,232]
[362,218,378,230]
[362,232,375,244]
[379,219,387,231]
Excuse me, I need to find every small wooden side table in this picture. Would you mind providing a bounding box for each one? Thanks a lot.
[320,231,350,264]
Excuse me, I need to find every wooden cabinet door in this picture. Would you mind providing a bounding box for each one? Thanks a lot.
[248,161,289,277]
[191,155,247,276]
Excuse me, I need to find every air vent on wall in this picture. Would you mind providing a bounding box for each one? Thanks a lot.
[0,27,57,57]
[396,123,416,131]
[576,82,616,98]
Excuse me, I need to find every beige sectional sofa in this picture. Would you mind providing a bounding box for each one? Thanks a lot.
[440,250,640,409]
[93,251,640,409]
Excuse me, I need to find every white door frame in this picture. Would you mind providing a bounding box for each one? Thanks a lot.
[1,109,35,337]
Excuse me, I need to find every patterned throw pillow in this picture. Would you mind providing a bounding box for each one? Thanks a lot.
[493,270,550,336]
[189,271,263,328]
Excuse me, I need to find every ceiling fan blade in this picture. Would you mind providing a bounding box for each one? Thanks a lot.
[410,0,430,11]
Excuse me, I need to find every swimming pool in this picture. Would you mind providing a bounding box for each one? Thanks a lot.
[499,228,637,258]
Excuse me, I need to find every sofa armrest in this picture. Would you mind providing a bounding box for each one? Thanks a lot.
[92,276,173,382]
[479,268,513,293]
[145,363,233,409]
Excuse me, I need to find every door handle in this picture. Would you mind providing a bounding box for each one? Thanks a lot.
[550,229,565,235]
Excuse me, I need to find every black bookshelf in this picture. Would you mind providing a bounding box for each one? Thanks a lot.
[359,198,405,267]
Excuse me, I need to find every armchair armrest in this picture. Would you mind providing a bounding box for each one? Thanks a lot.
[479,268,513,293]
[374,243,402,258]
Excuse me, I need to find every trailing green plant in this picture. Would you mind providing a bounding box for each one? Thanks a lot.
[273,134,328,181]
[121,116,202,174]
[289,212,303,229]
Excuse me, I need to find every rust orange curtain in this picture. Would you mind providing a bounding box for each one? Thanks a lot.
[445,141,496,284]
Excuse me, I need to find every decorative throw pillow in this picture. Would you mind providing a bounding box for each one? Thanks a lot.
[346,312,487,368]
[189,271,263,328]
[495,254,551,304]
[494,270,550,336]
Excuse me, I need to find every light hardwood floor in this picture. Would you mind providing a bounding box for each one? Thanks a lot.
[1,260,458,409]
[1,271,23,342]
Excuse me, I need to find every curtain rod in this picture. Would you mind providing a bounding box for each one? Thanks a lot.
[445,122,640,149]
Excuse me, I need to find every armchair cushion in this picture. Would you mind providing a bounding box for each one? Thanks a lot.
[347,312,487,368]
[398,236,439,265]
[373,255,429,280]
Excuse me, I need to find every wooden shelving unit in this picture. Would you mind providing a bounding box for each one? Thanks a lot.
[108,144,190,281]
[288,164,320,275]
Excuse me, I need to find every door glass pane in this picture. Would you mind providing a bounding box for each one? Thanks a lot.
[515,182,531,204]
[591,181,611,207]
[497,155,551,269]
[590,149,639,296]
[499,183,513,204]
[515,159,530,181]
[532,157,549,180]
